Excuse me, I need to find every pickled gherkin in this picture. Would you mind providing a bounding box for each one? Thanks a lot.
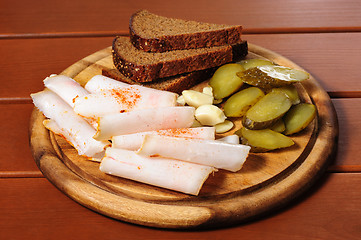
[243,91,292,130]
[270,118,286,133]
[271,85,300,105]
[236,65,309,89]
[223,87,264,117]
[209,63,245,100]
[237,59,274,70]
[283,103,316,135]
[235,127,294,152]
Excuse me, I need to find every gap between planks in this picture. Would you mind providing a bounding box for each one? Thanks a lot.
[0,98,33,104]
[1,26,361,39]
[1,166,360,179]
[0,171,43,178]
[328,165,361,173]
[1,92,361,104]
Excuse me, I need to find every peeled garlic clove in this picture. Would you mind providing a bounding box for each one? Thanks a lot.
[215,120,234,133]
[176,95,186,106]
[195,104,226,126]
[202,86,223,104]
[182,90,213,108]
[202,86,213,96]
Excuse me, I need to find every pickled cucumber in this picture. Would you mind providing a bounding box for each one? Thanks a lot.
[283,103,316,135]
[209,63,245,99]
[271,85,300,105]
[243,91,292,130]
[237,65,309,89]
[236,127,294,152]
[237,59,274,70]
[270,118,286,133]
[223,87,264,117]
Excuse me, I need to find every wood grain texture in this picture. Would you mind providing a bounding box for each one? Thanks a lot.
[0,174,360,240]
[245,32,361,96]
[0,37,114,99]
[1,0,361,35]
[2,33,361,99]
[331,99,361,170]
[29,44,338,228]
[0,103,40,173]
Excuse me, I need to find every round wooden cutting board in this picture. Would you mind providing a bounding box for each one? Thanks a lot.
[29,43,338,229]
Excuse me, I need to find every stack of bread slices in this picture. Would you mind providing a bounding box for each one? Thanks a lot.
[102,10,248,94]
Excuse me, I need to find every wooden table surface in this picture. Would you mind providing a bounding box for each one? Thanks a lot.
[1,0,360,239]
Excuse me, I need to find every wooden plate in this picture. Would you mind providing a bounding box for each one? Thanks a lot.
[29,43,338,229]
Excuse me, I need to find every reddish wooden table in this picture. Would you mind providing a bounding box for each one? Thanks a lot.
[1,0,360,239]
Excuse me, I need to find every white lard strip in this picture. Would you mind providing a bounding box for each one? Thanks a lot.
[43,118,68,138]
[42,119,105,162]
[100,147,215,195]
[31,90,109,157]
[217,135,240,144]
[73,86,177,118]
[43,74,98,129]
[84,75,130,93]
[112,127,215,151]
[94,106,195,140]
[137,135,251,172]
[43,74,89,107]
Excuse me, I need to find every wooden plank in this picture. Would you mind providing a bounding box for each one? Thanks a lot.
[1,33,361,99]
[2,27,361,40]
[0,103,40,173]
[0,37,114,99]
[330,99,361,172]
[1,0,361,35]
[0,173,360,239]
[245,32,361,96]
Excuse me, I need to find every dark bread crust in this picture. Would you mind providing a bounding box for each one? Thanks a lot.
[129,10,243,53]
[112,36,248,83]
[232,39,249,60]
[102,68,215,94]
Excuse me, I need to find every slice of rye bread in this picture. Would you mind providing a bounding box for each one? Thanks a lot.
[112,36,248,83]
[102,68,215,94]
[130,10,243,52]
